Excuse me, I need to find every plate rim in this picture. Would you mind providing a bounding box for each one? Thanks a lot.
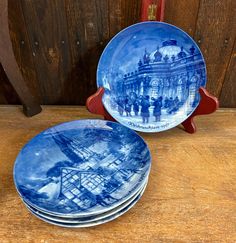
[13,119,152,217]
[25,181,147,228]
[23,177,148,223]
[96,21,207,133]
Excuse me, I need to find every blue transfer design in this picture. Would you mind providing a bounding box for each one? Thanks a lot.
[97,22,207,132]
[25,181,147,228]
[14,120,151,217]
[23,178,147,223]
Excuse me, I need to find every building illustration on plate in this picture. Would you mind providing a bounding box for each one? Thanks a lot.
[102,39,206,124]
[123,40,204,102]
[22,128,148,212]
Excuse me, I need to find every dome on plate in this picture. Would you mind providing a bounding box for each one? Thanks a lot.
[149,40,188,62]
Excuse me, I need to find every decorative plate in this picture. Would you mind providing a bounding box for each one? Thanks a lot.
[97,21,207,132]
[23,179,147,224]
[14,119,151,217]
[26,182,147,228]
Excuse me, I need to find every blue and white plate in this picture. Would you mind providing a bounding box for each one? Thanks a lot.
[25,181,147,228]
[97,21,207,132]
[23,178,148,224]
[14,119,151,217]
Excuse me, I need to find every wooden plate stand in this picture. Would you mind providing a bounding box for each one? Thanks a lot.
[86,0,219,133]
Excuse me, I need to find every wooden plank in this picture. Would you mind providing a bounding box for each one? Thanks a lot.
[0,90,8,105]
[123,0,142,26]
[0,64,20,104]
[0,106,235,242]
[0,90,7,104]
[65,0,110,104]
[0,0,37,105]
[0,0,35,104]
[20,0,72,104]
[8,0,40,103]
[109,0,141,37]
[0,92,7,104]
[219,39,236,107]
[0,0,42,116]
[194,0,236,98]
[164,0,200,37]
[65,0,141,104]
[0,65,11,104]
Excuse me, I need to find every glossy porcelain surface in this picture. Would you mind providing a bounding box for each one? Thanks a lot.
[23,179,147,224]
[97,22,207,132]
[14,119,151,217]
[26,181,147,228]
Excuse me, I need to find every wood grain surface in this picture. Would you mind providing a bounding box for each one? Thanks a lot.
[0,64,19,104]
[0,106,235,242]
[0,0,42,116]
[164,0,200,37]
[20,0,72,105]
[0,0,235,107]
[8,0,40,102]
[220,40,236,108]
[193,0,236,98]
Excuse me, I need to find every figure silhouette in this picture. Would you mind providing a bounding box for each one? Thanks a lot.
[141,96,150,123]
[133,99,140,116]
[117,97,124,116]
[152,96,163,122]
[124,97,132,116]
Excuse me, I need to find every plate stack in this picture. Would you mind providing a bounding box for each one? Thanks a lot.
[13,119,151,227]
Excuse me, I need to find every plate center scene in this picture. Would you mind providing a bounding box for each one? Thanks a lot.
[97,22,206,132]
[14,120,150,215]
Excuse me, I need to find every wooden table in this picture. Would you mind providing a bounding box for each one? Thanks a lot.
[0,106,235,242]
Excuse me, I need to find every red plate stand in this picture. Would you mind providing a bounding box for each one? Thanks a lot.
[181,87,219,133]
[86,87,115,122]
[86,0,219,133]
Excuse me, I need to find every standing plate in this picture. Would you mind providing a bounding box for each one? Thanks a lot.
[97,21,207,132]
[14,120,151,217]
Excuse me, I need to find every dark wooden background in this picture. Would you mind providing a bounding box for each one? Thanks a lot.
[0,0,235,107]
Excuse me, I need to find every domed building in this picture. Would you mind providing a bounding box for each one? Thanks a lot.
[121,39,206,108]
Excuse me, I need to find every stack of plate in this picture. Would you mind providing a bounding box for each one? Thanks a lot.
[13,119,151,227]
